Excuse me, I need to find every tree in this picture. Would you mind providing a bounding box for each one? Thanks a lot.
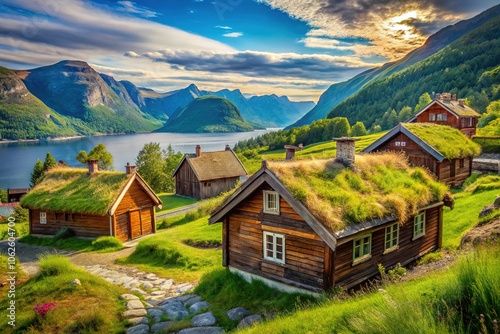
[30,159,45,187]
[398,106,412,122]
[386,109,399,129]
[42,152,57,171]
[414,93,432,113]
[76,143,113,170]
[164,145,183,193]
[351,121,368,137]
[331,117,351,138]
[0,188,7,203]
[136,142,168,193]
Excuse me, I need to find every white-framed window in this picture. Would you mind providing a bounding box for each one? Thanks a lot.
[436,113,448,121]
[429,114,436,121]
[395,141,406,147]
[263,231,285,264]
[263,190,280,214]
[385,223,399,252]
[395,141,401,146]
[413,212,426,239]
[40,212,47,224]
[353,235,371,263]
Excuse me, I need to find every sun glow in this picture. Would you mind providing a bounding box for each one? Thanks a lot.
[384,10,421,40]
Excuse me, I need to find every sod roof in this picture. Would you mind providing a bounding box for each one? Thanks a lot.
[173,150,247,181]
[20,168,132,215]
[431,99,481,117]
[267,153,448,233]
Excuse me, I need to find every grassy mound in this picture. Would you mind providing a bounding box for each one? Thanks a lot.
[19,235,124,253]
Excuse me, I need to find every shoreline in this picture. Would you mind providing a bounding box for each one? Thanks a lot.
[0,135,86,145]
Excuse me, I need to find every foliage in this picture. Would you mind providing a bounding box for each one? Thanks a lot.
[33,302,57,318]
[19,235,124,253]
[0,221,29,240]
[30,159,45,187]
[76,143,114,170]
[418,250,445,265]
[351,121,368,136]
[463,174,500,193]
[0,188,6,203]
[472,136,500,153]
[414,92,433,113]
[53,227,75,241]
[378,263,407,283]
[185,187,237,221]
[136,143,182,193]
[42,152,57,171]
[91,236,123,251]
[11,205,29,223]
[20,168,129,215]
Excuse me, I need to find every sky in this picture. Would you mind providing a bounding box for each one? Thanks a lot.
[0,0,498,101]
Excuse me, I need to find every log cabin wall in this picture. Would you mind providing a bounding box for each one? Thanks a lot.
[175,160,200,199]
[225,183,327,292]
[200,177,239,199]
[416,104,459,128]
[333,205,442,288]
[29,209,110,237]
[438,157,473,186]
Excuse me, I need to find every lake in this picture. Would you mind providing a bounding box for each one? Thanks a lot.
[0,130,278,189]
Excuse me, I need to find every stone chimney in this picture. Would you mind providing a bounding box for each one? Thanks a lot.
[333,138,358,167]
[87,159,98,174]
[195,145,201,157]
[451,94,457,101]
[442,93,451,103]
[125,162,137,174]
[284,144,304,160]
[225,145,231,151]
[434,93,441,100]
[458,99,465,107]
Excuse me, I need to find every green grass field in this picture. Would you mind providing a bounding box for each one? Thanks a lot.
[19,235,124,253]
[156,193,198,212]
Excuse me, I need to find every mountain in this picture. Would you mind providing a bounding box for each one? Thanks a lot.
[289,3,500,128]
[248,94,315,127]
[326,13,500,129]
[156,96,255,133]
[20,60,160,134]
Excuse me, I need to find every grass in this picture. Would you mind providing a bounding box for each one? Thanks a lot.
[0,221,29,240]
[0,255,127,334]
[19,235,124,253]
[156,193,197,212]
[118,216,222,282]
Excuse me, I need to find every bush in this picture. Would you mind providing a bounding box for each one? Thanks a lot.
[53,227,75,241]
[418,251,445,265]
[91,236,123,251]
[39,254,74,277]
[133,243,188,267]
[472,136,500,153]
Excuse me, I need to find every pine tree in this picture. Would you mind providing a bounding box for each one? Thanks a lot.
[42,152,57,171]
[30,159,45,187]
[351,121,368,136]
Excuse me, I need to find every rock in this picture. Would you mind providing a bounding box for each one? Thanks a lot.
[120,294,140,301]
[160,279,174,290]
[123,309,147,318]
[143,301,154,308]
[178,327,224,334]
[70,279,81,286]
[479,204,495,218]
[226,307,249,321]
[127,317,149,325]
[124,279,140,289]
[191,312,217,327]
[151,321,175,333]
[237,315,262,329]
[142,282,154,290]
[126,300,145,310]
[126,324,149,334]
[144,273,158,280]
[151,290,166,296]
[184,296,202,307]
[176,283,194,293]
[494,196,500,207]
[189,301,211,314]
[147,308,164,322]
[158,300,189,320]
[177,294,197,303]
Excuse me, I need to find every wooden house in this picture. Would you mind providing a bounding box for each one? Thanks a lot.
[20,161,162,242]
[209,140,452,293]
[362,123,481,186]
[408,93,481,137]
[7,188,30,202]
[172,145,247,199]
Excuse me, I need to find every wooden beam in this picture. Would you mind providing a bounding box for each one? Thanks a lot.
[437,206,443,249]
[323,246,333,291]
[222,217,229,267]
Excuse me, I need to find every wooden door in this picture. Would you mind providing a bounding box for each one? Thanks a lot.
[140,208,152,235]
[116,213,130,241]
[130,210,142,239]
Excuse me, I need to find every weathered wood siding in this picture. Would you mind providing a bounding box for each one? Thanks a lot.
[199,177,239,199]
[226,183,326,292]
[333,205,442,288]
[175,160,200,198]
[29,209,110,238]
[416,103,477,136]
[438,157,472,186]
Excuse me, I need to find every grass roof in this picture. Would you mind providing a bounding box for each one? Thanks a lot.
[267,153,448,232]
[20,167,131,215]
[403,123,481,159]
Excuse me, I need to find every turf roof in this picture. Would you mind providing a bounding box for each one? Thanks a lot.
[403,123,481,159]
[20,168,131,215]
[267,153,448,233]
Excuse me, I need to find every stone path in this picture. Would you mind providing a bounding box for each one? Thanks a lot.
[84,264,263,333]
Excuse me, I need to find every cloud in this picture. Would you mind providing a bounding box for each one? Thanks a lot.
[223,32,243,38]
[215,25,233,29]
[116,1,159,18]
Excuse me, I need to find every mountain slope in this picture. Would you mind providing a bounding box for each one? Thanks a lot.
[289,3,500,128]
[327,15,500,128]
[248,94,314,127]
[156,96,255,133]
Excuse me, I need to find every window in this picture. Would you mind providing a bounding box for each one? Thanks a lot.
[385,223,399,252]
[353,235,371,263]
[40,212,47,224]
[401,141,406,147]
[459,158,465,168]
[395,141,406,147]
[429,114,436,121]
[467,117,473,127]
[413,212,426,239]
[395,141,401,146]
[263,190,279,214]
[263,232,285,264]
[436,113,448,121]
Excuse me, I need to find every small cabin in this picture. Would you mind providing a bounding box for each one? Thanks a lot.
[172,145,247,200]
[362,123,481,186]
[408,93,481,137]
[209,140,452,293]
[20,161,162,242]
[7,188,30,203]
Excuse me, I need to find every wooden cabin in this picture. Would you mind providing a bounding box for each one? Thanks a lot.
[408,93,481,137]
[172,145,247,199]
[362,123,481,186]
[209,141,452,293]
[20,161,162,242]
[7,188,30,202]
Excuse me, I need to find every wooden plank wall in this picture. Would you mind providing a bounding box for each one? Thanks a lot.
[438,157,472,186]
[175,160,200,198]
[227,183,326,291]
[29,209,109,238]
[333,205,442,288]
[200,177,239,199]
[115,213,129,241]
[416,104,459,128]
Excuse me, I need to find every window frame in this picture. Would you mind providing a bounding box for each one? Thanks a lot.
[40,212,47,224]
[413,212,426,240]
[384,223,399,253]
[263,231,285,264]
[263,190,280,215]
[429,114,436,121]
[352,234,372,264]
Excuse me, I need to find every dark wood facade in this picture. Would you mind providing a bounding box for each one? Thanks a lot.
[210,168,444,293]
[28,177,159,242]
[7,188,30,203]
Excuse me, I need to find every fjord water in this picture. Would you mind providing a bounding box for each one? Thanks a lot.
[0,130,277,189]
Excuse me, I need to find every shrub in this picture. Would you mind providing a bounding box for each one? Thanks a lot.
[33,302,56,318]
[39,254,74,277]
[53,227,75,241]
[133,243,188,267]
[418,251,445,265]
[472,136,500,153]
[378,263,406,283]
[91,236,123,251]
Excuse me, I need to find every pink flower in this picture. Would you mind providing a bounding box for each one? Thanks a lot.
[33,302,57,317]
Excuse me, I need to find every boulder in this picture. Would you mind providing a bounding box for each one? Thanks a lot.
[178,327,224,334]
[126,324,149,334]
[237,315,262,329]
[151,321,175,333]
[185,296,203,307]
[158,300,189,320]
[190,312,217,327]
[120,294,140,301]
[127,317,149,325]
[226,307,249,321]
[126,300,145,310]
[189,301,211,314]
[123,309,147,318]
[70,278,81,286]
